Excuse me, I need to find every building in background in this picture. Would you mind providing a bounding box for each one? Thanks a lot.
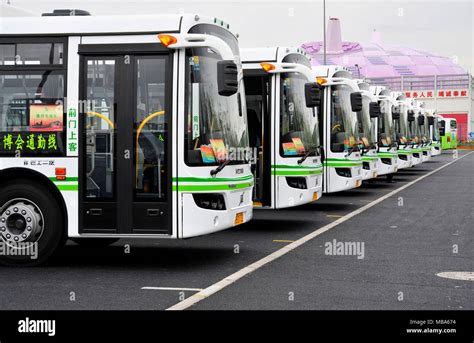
[302,18,473,142]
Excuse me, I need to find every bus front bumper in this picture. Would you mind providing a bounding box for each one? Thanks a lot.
[181,189,253,238]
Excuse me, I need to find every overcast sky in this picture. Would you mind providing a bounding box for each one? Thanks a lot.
[1,0,473,72]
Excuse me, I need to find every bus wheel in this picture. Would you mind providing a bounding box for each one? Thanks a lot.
[70,238,119,247]
[0,180,64,267]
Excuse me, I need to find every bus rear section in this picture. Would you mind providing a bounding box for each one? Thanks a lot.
[242,47,323,209]
[314,66,363,193]
[0,13,252,266]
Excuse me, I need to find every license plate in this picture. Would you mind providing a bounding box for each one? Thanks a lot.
[234,212,244,225]
[312,192,319,201]
[356,180,361,187]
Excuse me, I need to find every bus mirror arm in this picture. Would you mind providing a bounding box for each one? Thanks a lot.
[159,33,235,60]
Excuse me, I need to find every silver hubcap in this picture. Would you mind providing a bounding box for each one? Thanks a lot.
[0,198,44,245]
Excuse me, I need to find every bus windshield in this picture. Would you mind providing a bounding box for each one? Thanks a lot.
[432,117,440,141]
[378,99,395,147]
[185,25,248,165]
[356,96,376,148]
[280,72,320,157]
[331,85,355,152]
[408,115,421,143]
[394,103,409,145]
[421,115,430,143]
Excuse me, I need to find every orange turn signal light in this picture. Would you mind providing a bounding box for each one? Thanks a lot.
[158,34,178,47]
[316,78,327,85]
[260,63,276,73]
[55,168,66,181]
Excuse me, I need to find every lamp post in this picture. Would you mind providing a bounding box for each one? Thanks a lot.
[323,0,326,65]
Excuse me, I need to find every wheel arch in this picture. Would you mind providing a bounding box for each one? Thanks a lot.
[0,167,68,237]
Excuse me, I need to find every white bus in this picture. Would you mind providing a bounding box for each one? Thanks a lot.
[417,104,432,162]
[439,116,458,150]
[371,87,398,177]
[391,93,414,169]
[355,80,379,181]
[241,47,323,209]
[427,110,441,156]
[0,12,253,266]
[406,99,424,165]
[313,66,363,193]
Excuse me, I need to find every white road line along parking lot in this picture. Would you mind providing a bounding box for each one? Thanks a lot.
[141,287,204,292]
[167,152,474,311]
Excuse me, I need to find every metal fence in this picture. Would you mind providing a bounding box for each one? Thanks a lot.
[367,74,471,92]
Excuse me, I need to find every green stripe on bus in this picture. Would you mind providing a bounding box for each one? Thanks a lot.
[49,177,79,182]
[325,158,360,161]
[172,175,253,183]
[361,156,378,161]
[272,169,322,176]
[56,185,78,191]
[172,182,253,192]
[272,164,322,170]
[397,150,412,155]
[323,162,362,167]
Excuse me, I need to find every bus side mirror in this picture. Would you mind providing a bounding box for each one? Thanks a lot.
[217,60,238,96]
[428,116,434,125]
[407,111,415,122]
[305,82,322,108]
[391,105,400,119]
[418,115,425,125]
[350,92,363,112]
[369,102,381,118]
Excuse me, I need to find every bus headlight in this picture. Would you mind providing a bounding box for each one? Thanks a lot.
[286,177,307,189]
[193,194,226,211]
[335,168,352,178]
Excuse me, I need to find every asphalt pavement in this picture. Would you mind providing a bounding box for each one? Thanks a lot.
[0,151,471,310]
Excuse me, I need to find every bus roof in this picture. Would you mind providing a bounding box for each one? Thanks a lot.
[312,65,351,79]
[241,47,309,64]
[0,13,236,37]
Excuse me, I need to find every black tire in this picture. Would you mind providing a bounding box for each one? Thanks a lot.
[70,238,119,247]
[0,179,64,267]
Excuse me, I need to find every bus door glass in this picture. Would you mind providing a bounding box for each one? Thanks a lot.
[80,50,172,235]
[243,74,271,206]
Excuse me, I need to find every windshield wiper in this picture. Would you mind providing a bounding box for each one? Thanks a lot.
[297,147,321,165]
[345,146,360,157]
[388,142,398,151]
[210,159,231,177]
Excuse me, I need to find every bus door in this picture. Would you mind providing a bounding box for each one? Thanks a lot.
[79,45,172,235]
[243,71,272,207]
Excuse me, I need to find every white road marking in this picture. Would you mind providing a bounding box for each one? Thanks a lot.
[167,152,474,311]
[437,272,474,281]
[142,287,203,292]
